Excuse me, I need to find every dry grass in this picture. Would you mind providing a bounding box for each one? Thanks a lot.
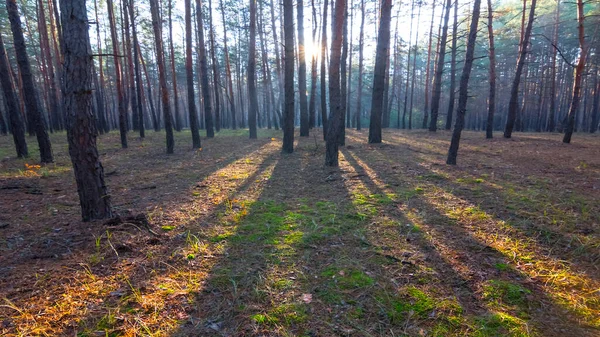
[0,129,598,336]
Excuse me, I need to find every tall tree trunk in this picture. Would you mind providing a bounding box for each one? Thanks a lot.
[408,2,422,130]
[298,0,309,136]
[37,0,61,133]
[548,0,559,132]
[93,0,109,134]
[339,2,348,145]
[422,0,437,129]
[308,0,319,128]
[248,0,258,139]
[196,0,215,138]
[6,0,53,163]
[485,0,496,138]
[220,0,237,129]
[447,0,481,164]
[208,0,221,132]
[403,0,416,129]
[445,0,458,130]
[150,0,175,152]
[0,34,28,157]
[346,0,353,128]
[504,0,536,138]
[320,0,329,139]
[562,0,586,143]
[168,0,182,132]
[186,0,200,147]
[60,0,112,221]
[107,0,128,148]
[368,0,392,143]
[325,0,346,166]
[282,0,295,153]
[138,43,159,131]
[429,0,451,131]
[123,0,139,134]
[270,0,283,129]
[355,0,365,131]
[128,0,145,138]
[590,75,599,133]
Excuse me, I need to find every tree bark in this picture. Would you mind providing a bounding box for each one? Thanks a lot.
[339,2,348,145]
[422,0,437,129]
[208,0,221,132]
[447,0,481,165]
[355,0,365,130]
[367,0,392,143]
[220,0,237,129]
[150,0,175,152]
[106,0,128,148]
[185,0,200,148]
[168,0,182,132]
[429,0,451,132]
[562,0,586,143]
[248,0,258,139]
[37,0,61,133]
[7,0,53,163]
[282,0,295,153]
[128,0,145,138]
[60,0,112,221]
[298,0,309,136]
[325,0,346,166]
[485,0,496,138]
[548,0,559,132]
[504,0,536,138]
[196,0,215,138]
[445,0,457,130]
[0,33,28,157]
[320,0,329,139]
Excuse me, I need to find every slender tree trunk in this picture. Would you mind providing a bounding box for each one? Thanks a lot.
[248,0,258,139]
[320,0,329,139]
[107,0,128,148]
[270,0,283,129]
[408,3,422,130]
[208,0,221,132]
[308,0,319,128]
[346,0,353,128]
[339,1,348,145]
[447,0,481,165]
[485,0,496,138]
[368,0,392,143]
[220,0,237,130]
[150,0,175,152]
[0,34,28,157]
[298,0,309,136]
[168,0,182,132]
[562,0,586,143]
[504,0,536,138]
[185,0,200,147]
[128,0,145,138]
[6,0,53,162]
[590,75,599,133]
[196,0,215,138]
[37,0,61,133]
[403,0,416,129]
[60,0,112,221]
[325,0,346,166]
[138,43,159,131]
[422,0,437,129]
[429,0,451,131]
[355,0,364,130]
[123,0,139,135]
[445,0,458,130]
[282,0,295,153]
[93,0,109,134]
[548,0,559,132]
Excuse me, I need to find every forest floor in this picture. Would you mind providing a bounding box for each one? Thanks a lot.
[0,129,599,337]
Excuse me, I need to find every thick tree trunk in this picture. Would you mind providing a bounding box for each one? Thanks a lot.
[248,0,258,139]
[355,0,365,131]
[0,34,28,157]
[185,0,200,148]
[6,0,53,163]
[429,0,451,132]
[149,0,175,152]
[445,0,457,130]
[196,0,215,138]
[325,0,346,166]
[368,0,392,143]
[562,0,586,144]
[504,0,536,138]
[447,0,481,165]
[485,0,496,138]
[106,0,128,148]
[320,0,329,139]
[60,0,112,221]
[282,0,295,153]
[298,0,309,136]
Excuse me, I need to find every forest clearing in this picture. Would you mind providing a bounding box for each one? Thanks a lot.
[1,130,599,336]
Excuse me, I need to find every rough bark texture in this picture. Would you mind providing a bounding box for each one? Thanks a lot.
[368,0,392,144]
[504,0,536,138]
[196,0,215,138]
[0,33,28,157]
[248,0,258,139]
[106,0,128,149]
[562,0,585,144]
[485,0,496,138]
[447,0,481,165]
[282,0,295,153]
[429,0,451,132]
[325,0,346,166]
[150,0,175,153]
[7,0,53,163]
[186,0,201,148]
[60,0,112,221]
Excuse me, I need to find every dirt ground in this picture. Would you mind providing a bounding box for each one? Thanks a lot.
[0,129,598,337]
